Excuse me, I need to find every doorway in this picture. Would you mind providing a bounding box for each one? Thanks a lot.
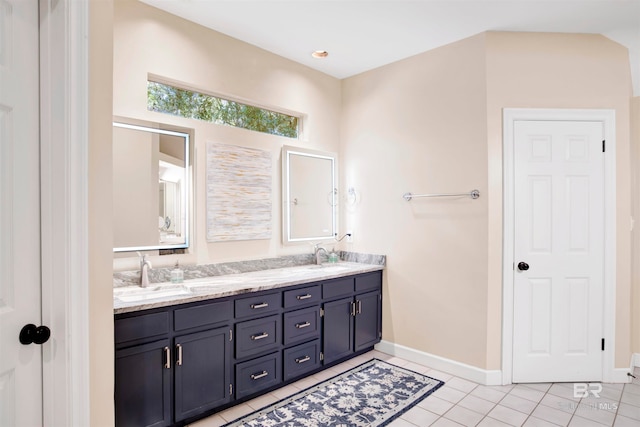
[502,108,617,384]
[0,1,42,424]
[0,0,90,425]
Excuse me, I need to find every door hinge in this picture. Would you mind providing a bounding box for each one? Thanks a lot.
[230,329,233,341]
[601,338,605,351]
[320,308,324,317]
[229,383,233,395]
[602,140,605,153]
[320,352,324,361]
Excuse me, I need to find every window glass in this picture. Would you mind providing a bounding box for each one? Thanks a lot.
[147,81,299,138]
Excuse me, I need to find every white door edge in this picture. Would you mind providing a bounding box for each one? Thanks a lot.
[501,108,617,385]
[40,0,90,425]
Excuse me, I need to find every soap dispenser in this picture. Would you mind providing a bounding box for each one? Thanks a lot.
[171,260,184,284]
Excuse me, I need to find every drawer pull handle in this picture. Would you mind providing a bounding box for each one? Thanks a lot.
[357,300,362,315]
[250,302,269,309]
[295,356,311,364]
[164,346,171,369]
[296,294,312,300]
[295,321,311,329]
[176,343,183,366]
[251,332,269,340]
[251,370,268,380]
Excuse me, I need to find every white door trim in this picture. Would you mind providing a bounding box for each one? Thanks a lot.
[40,0,90,425]
[502,108,617,385]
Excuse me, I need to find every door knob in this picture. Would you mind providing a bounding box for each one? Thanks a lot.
[517,262,530,271]
[19,324,51,345]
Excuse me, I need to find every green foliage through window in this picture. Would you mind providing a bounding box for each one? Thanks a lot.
[147,81,299,138]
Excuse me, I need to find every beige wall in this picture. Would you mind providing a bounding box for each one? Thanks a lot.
[113,128,159,248]
[341,34,491,367]
[112,0,342,271]
[89,0,115,425]
[485,32,633,369]
[341,32,634,370]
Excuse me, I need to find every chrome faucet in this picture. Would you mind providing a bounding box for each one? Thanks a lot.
[138,252,152,287]
[314,244,327,265]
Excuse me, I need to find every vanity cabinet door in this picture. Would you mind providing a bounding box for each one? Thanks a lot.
[115,339,171,427]
[322,296,354,364]
[174,327,232,422]
[354,290,381,352]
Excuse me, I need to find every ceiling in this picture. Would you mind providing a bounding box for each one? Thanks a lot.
[140,0,640,92]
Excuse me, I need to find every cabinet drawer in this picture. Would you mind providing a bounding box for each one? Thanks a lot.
[174,300,232,332]
[355,271,382,293]
[283,285,321,308]
[115,311,169,344]
[283,340,320,381]
[322,277,354,300]
[235,315,280,360]
[283,306,320,345]
[235,292,281,318]
[235,352,281,399]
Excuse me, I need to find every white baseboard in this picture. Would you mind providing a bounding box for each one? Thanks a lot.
[375,343,638,385]
[375,340,502,385]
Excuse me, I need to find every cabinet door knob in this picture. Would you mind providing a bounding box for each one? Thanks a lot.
[176,344,183,366]
[164,347,171,369]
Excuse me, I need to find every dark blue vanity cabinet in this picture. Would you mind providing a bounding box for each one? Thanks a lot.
[115,300,232,427]
[281,284,323,381]
[114,269,382,427]
[321,272,382,364]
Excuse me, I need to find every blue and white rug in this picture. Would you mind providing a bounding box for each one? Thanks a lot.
[223,358,444,427]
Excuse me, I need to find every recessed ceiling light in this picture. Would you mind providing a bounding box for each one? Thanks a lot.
[311,50,329,59]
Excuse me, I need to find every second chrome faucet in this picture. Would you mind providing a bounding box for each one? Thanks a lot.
[138,252,152,287]
[313,244,327,265]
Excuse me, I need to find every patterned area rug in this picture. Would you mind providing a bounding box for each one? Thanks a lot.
[223,358,444,427]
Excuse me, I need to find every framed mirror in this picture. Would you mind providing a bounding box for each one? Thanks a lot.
[282,145,337,243]
[113,121,191,252]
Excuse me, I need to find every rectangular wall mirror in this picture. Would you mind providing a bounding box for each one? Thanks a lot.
[282,145,337,243]
[113,121,191,252]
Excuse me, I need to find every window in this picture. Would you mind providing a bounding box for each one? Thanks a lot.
[147,81,299,138]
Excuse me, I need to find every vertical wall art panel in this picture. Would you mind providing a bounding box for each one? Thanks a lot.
[206,143,272,241]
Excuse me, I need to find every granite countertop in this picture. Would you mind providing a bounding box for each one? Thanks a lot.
[114,261,384,314]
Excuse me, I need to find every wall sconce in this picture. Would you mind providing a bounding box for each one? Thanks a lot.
[346,187,358,205]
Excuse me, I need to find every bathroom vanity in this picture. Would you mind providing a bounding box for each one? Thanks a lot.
[113,262,383,427]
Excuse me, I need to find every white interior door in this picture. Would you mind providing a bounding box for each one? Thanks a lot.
[0,0,43,425]
[512,119,605,383]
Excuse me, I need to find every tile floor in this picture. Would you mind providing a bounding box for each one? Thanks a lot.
[190,350,640,427]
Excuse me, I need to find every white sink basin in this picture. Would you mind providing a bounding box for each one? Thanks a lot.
[293,264,351,274]
[318,265,350,273]
[114,285,192,302]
